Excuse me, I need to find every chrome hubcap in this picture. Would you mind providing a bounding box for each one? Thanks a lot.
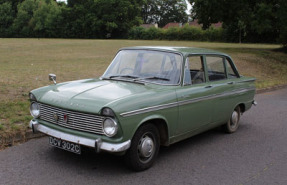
[138,135,154,158]
[231,111,239,127]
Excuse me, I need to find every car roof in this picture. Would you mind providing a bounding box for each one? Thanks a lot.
[121,46,229,57]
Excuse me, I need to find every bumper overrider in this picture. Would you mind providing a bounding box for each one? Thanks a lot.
[30,120,131,153]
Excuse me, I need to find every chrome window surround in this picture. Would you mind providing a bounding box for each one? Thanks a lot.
[183,54,241,86]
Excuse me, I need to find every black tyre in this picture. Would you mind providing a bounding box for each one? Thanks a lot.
[125,124,160,171]
[224,106,241,133]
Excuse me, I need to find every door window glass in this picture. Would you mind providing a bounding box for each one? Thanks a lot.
[184,56,205,85]
[206,56,226,81]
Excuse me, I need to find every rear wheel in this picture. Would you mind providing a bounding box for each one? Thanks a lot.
[224,106,241,133]
[125,124,160,171]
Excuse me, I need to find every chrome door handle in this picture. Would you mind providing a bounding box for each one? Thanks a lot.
[227,81,234,85]
[181,95,189,98]
[205,85,213,88]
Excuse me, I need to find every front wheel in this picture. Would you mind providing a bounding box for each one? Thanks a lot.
[224,106,241,133]
[125,124,160,171]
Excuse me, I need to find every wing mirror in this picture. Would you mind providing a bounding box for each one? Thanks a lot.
[49,74,57,84]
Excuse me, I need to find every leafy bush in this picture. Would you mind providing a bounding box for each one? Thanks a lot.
[128,26,145,39]
[163,27,180,40]
[204,27,226,42]
[142,27,162,40]
[128,25,225,42]
[129,27,165,40]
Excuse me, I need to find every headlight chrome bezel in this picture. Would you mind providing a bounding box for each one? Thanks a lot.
[30,102,41,118]
[102,118,118,137]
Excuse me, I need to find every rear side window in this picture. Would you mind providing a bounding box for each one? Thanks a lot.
[206,56,226,81]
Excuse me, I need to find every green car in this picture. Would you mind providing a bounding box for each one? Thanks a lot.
[29,46,256,171]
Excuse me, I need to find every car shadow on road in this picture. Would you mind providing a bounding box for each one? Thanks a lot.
[44,123,250,175]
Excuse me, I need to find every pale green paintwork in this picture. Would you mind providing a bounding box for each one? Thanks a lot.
[30,47,256,147]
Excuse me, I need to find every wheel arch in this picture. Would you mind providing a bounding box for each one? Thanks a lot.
[237,103,246,113]
[136,115,170,146]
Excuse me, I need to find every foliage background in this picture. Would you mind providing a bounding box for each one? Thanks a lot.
[189,0,287,47]
[0,0,287,49]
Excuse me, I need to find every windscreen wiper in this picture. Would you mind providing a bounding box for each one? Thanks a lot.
[141,76,170,81]
[105,75,139,79]
[101,75,145,85]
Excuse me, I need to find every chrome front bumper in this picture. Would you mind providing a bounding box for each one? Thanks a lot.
[30,120,131,153]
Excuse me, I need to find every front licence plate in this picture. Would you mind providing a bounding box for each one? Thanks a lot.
[49,136,81,154]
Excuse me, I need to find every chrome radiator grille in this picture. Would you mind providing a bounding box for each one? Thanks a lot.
[39,103,105,135]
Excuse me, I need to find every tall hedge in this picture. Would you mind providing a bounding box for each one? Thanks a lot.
[128,25,226,42]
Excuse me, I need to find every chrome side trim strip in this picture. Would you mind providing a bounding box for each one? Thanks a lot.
[179,88,254,106]
[237,79,256,83]
[120,102,178,117]
[30,120,131,153]
[120,87,255,117]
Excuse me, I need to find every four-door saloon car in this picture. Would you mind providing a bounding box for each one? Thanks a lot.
[29,46,256,171]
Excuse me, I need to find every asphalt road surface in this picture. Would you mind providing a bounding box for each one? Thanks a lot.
[1,88,287,185]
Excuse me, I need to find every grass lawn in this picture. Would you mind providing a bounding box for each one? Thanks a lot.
[0,38,287,146]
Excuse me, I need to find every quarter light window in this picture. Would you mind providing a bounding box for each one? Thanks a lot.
[226,60,238,78]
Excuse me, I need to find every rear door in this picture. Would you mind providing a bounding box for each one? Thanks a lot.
[205,55,241,124]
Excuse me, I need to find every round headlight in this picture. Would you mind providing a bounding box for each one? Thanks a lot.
[30,102,40,118]
[103,118,118,137]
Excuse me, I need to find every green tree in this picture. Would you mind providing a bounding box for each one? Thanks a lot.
[142,0,188,27]
[0,0,25,15]
[63,0,143,38]
[250,3,274,34]
[142,0,158,24]
[277,0,287,49]
[189,0,223,29]
[32,0,63,37]
[12,0,39,37]
[0,2,14,37]
[189,0,281,43]
[96,0,143,38]
[61,1,100,38]
[67,0,81,7]
[11,0,64,38]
